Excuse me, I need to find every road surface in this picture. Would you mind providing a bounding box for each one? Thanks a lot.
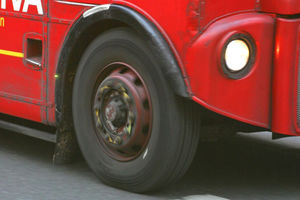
[0,130,300,200]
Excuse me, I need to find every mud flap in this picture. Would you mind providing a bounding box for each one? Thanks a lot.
[53,125,80,164]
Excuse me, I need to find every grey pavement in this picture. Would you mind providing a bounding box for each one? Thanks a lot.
[0,130,300,200]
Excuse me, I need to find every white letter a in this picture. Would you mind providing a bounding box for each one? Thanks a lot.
[23,0,43,15]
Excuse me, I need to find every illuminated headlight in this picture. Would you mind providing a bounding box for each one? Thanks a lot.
[221,33,256,79]
[225,40,250,72]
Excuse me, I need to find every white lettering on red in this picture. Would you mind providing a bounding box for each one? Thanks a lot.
[1,0,5,9]
[22,0,43,14]
[0,0,43,15]
[12,0,22,12]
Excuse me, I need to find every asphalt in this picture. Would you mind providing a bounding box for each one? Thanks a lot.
[0,130,300,200]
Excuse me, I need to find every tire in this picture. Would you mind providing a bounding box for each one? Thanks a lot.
[72,28,201,192]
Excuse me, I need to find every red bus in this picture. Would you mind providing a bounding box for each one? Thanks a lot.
[0,0,299,192]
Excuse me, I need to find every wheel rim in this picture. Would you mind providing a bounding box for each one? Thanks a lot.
[93,62,152,161]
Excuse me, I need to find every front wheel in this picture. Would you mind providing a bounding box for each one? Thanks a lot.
[72,28,201,192]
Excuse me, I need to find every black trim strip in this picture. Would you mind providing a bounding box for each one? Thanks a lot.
[0,119,56,143]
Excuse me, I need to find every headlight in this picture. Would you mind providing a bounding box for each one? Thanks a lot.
[221,33,256,79]
[225,40,250,72]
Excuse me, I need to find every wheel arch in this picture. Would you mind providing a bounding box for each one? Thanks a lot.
[55,4,189,127]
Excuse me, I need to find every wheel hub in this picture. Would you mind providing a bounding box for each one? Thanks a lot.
[93,63,152,161]
[104,95,128,131]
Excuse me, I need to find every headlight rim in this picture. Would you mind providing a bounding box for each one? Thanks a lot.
[221,33,256,80]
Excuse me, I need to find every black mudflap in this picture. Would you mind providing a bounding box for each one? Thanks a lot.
[53,125,80,164]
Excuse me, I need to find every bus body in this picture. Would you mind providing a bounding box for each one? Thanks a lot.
[0,0,300,192]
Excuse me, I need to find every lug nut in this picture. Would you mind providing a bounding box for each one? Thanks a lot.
[104,135,110,141]
[115,137,122,145]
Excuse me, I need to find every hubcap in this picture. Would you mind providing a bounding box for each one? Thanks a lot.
[93,62,152,161]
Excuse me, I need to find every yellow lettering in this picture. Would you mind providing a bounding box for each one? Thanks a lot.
[0,17,4,27]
